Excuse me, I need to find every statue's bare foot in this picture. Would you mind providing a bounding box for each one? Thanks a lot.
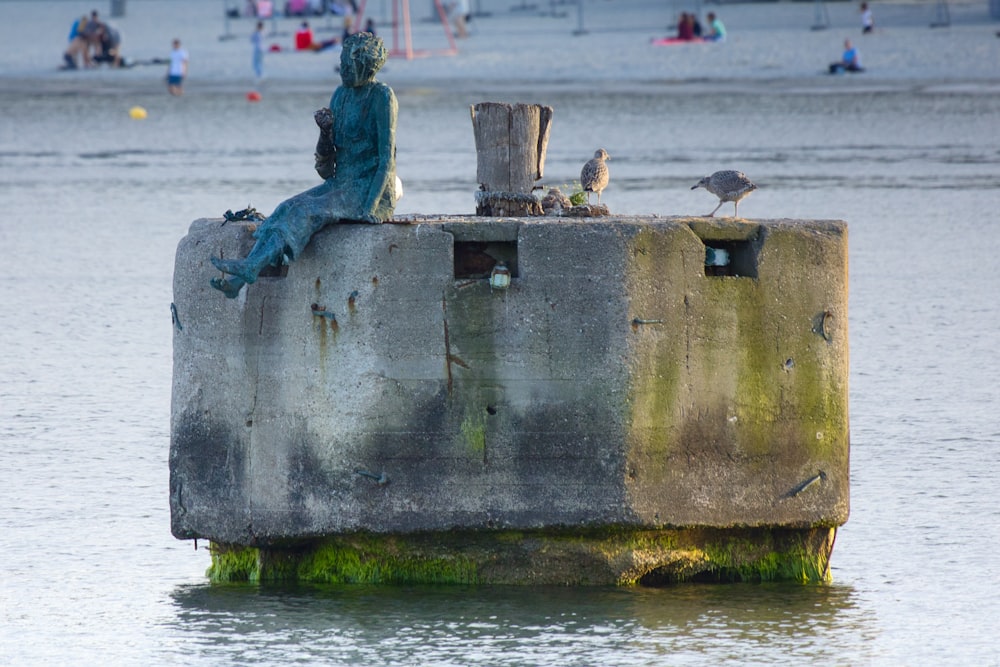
[210,255,256,283]
[210,276,245,299]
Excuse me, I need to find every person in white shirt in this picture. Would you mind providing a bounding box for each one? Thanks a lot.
[860,2,874,34]
[167,39,188,96]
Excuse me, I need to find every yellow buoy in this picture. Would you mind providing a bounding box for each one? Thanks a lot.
[129,106,148,120]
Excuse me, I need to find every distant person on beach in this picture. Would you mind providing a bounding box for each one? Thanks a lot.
[313,35,343,52]
[651,12,705,45]
[295,21,315,50]
[829,39,863,73]
[92,23,123,67]
[676,12,696,41]
[63,10,101,69]
[67,14,87,43]
[860,3,874,34]
[167,38,188,95]
[251,21,265,83]
[365,18,377,37]
[62,14,88,69]
[704,12,726,42]
[448,0,470,39]
[209,33,398,299]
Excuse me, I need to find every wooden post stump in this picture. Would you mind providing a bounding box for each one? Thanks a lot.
[470,102,553,216]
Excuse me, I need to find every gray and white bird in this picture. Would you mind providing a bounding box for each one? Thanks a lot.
[691,170,757,218]
[581,149,610,204]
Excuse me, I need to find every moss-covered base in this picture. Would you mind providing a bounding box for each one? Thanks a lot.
[207,526,837,586]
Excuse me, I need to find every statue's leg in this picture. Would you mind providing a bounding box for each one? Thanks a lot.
[209,275,246,299]
[210,233,285,284]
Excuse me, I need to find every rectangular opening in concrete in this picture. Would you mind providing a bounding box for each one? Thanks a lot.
[703,240,757,278]
[259,263,289,278]
[454,241,519,280]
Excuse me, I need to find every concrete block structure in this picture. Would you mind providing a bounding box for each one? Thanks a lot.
[170,215,849,585]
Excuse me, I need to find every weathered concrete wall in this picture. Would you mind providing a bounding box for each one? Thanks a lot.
[170,216,848,571]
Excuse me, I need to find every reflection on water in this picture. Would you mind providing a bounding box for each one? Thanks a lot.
[167,582,874,665]
[2,86,999,664]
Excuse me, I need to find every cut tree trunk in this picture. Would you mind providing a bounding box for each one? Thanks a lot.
[470,102,553,216]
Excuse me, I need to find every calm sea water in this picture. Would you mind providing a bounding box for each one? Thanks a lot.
[2,83,999,665]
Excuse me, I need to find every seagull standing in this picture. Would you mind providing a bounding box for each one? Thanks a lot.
[691,170,757,218]
[581,149,610,204]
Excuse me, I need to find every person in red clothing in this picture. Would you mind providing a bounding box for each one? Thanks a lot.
[295,21,314,50]
[676,12,696,41]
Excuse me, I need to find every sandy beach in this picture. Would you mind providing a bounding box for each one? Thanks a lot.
[1,0,999,96]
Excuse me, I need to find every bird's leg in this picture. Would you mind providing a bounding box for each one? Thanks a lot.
[706,201,723,217]
[733,201,739,218]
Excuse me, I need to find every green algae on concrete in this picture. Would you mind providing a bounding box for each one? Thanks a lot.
[459,411,487,459]
[294,534,479,584]
[206,527,836,586]
[622,219,849,529]
[208,536,478,585]
[206,543,261,583]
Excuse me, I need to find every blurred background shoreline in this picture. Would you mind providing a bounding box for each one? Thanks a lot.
[1,0,999,95]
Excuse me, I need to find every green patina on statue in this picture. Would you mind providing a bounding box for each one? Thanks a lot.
[211,32,398,298]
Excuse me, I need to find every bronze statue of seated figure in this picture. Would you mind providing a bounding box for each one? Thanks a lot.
[211,31,398,298]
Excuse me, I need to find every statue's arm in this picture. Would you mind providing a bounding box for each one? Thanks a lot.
[314,107,336,180]
[361,86,397,223]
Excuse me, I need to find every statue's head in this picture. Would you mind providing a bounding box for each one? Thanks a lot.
[340,32,388,87]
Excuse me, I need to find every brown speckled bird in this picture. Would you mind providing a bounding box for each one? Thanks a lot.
[581,149,610,204]
[691,170,757,218]
[540,187,573,215]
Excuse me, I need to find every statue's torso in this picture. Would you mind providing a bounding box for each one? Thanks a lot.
[329,82,394,180]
